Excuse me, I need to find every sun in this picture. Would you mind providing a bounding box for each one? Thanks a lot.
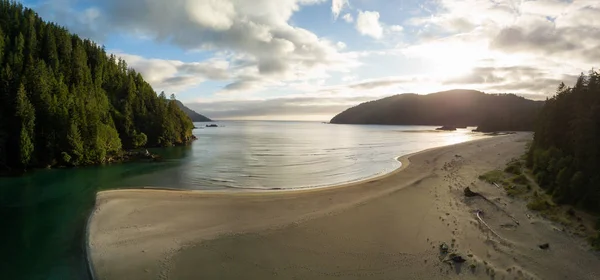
[404,38,490,82]
[428,43,484,80]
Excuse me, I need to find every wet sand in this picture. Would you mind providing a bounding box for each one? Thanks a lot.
[89,133,600,279]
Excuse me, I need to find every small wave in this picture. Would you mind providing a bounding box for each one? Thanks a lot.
[252,153,287,157]
[207,178,237,183]
[221,185,272,191]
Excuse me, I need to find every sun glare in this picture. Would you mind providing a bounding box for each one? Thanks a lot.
[406,39,489,82]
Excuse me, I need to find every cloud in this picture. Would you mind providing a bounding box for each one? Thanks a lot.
[342,13,354,23]
[30,0,600,121]
[441,66,580,96]
[356,10,383,39]
[348,77,416,90]
[389,25,403,32]
[187,96,377,120]
[33,1,108,40]
[38,0,358,95]
[491,25,577,55]
[331,0,349,20]
[521,0,570,17]
[401,0,600,93]
[113,52,230,92]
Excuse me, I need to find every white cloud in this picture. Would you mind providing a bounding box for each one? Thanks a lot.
[187,96,374,121]
[331,0,349,20]
[356,10,383,39]
[186,0,236,30]
[401,0,600,96]
[112,52,230,92]
[342,13,354,23]
[30,0,600,121]
[342,75,357,82]
[389,25,403,32]
[521,0,569,18]
[53,0,361,95]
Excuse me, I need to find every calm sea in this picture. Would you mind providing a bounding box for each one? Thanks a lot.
[136,121,486,190]
[0,121,488,279]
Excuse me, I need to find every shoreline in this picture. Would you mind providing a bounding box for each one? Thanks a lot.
[84,207,97,280]
[85,136,496,280]
[92,138,472,197]
[84,136,490,279]
[88,133,600,280]
[93,155,409,197]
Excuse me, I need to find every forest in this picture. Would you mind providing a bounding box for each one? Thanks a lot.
[0,1,194,171]
[330,89,543,132]
[528,70,600,213]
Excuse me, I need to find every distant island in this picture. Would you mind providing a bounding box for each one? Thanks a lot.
[175,100,212,122]
[330,89,544,132]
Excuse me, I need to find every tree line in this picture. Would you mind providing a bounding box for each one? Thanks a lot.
[528,70,600,213]
[0,1,194,171]
[329,89,542,131]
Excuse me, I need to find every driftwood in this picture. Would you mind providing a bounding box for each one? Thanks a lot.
[464,186,520,225]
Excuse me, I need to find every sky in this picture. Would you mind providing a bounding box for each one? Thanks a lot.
[19,0,600,121]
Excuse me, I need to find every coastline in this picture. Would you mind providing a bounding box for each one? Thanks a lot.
[88,133,600,280]
[83,135,475,279]
[93,154,410,197]
[84,207,97,280]
[86,135,499,280]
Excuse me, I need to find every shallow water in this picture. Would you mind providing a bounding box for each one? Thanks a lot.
[129,121,487,190]
[0,121,487,279]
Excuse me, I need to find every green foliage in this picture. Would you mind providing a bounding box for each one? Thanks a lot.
[511,174,528,185]
[527,196,552,211]
[529,69,600,212]
[66,122,84,165]
[478,170,506,184]
[0,2,194,171]
[504,160,522,175]
[15,83,35,167]
[96,123,122,153]
[132,131,148,148]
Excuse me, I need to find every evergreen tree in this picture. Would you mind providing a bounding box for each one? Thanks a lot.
[0,26,5,65]
[529,69,600,212]
[15,83,35,167]
[0,1,195,171]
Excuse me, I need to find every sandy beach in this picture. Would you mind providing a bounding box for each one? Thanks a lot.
[89,133,600,280]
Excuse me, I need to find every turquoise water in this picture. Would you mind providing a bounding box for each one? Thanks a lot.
[0,121,487,279]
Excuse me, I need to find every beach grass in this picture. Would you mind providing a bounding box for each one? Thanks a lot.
[480,158,600,246]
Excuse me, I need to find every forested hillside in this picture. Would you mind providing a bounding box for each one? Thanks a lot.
[528,70,600,213]
[0,1,194,170]
[330,89,543,132]
[175,100,212,122]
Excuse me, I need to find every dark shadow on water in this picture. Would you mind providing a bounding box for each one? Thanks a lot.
[0,145,192,280]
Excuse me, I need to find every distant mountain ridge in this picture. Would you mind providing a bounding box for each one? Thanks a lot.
[330,89,544,132]
[175,101,212,122]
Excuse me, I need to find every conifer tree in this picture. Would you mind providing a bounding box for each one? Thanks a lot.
[15,83,35,167]
[0,1,195,171]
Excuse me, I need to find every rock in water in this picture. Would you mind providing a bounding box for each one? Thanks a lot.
[539,243,550,250]
[436,125,457,131]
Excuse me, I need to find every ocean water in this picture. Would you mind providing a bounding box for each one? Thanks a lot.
[124,121,488,190]
[0,121,488,279]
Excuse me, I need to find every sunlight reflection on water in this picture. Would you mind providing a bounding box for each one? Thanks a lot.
[122,121,489,191]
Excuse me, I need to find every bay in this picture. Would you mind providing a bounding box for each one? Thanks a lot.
[0,121,488,279]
